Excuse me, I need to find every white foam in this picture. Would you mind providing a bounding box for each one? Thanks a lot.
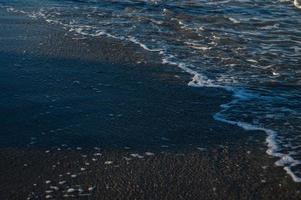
[294,0,301,9]
[160,50,301,182]
[71,174,77,178]
[184,42,211,51]
[49,186,59,191]
[88,186,95,191]
[67,188,76,193]
[145,152,155,156]
[228,17,240,24]
[104,161,113,165]
[162,55,217,87]
[59,181,66,185]
[275,155,298,166]
[213,87,301,183]
[188,73,216,87]
[284,166,301,182]
[130,153,144,159]
[128,37,164,52]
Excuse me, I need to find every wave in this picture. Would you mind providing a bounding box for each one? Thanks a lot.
[3,3,301,183]
[213,87,301,182]
[161,49,301,182]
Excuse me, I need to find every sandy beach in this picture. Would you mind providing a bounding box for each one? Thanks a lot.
[0,7,300,200]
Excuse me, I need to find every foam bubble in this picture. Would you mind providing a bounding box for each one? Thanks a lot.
[228,17,240,24]
[294,0,301,9]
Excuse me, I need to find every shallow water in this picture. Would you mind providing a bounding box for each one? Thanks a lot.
[1,0,301,181]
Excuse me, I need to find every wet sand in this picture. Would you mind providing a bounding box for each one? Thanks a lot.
[1,147,300,200]
[0,8,300,200]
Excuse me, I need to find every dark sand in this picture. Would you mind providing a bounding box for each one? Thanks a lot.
[0,8,300,200]
[1,148,300,200]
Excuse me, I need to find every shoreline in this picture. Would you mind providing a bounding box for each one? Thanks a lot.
[0,7,300,199]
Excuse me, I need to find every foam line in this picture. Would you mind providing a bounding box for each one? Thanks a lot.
[128,37,164,52]
[161,53,301,182]
[213,88,301,183]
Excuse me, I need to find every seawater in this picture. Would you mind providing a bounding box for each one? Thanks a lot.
[1,0,301,182]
